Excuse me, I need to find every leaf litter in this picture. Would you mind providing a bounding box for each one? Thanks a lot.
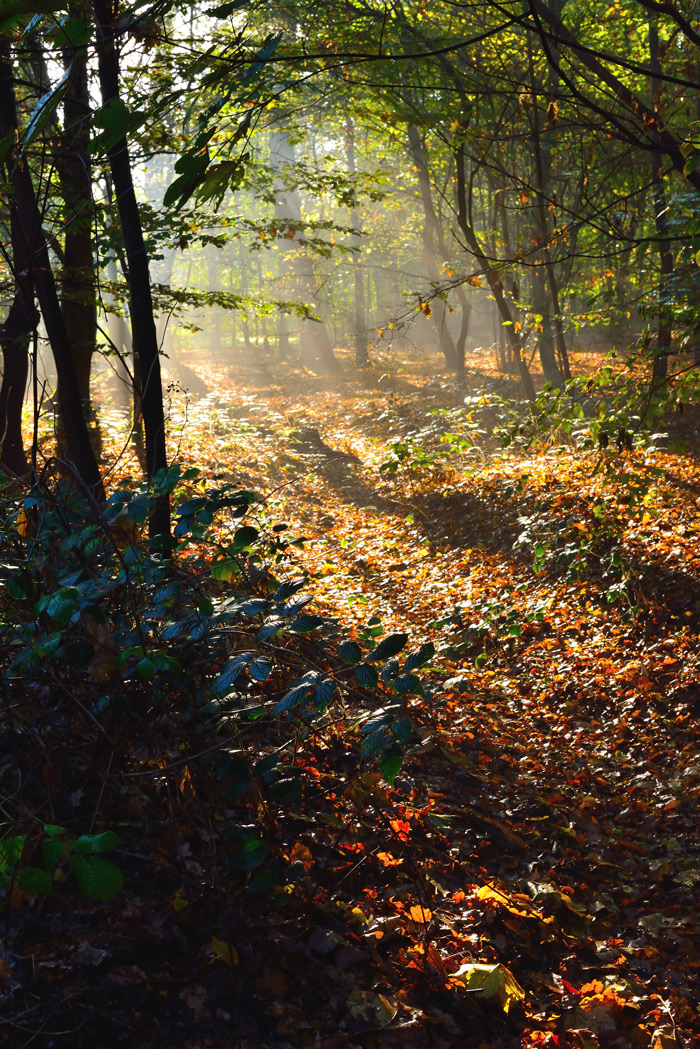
[2,345,700,1048]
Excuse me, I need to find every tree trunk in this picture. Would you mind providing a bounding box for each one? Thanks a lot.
[455,147,536,401]
[94,0,169,539]
[207,247,222,354]
[649,13,673,381]
[0,36,103,496]
[406,125,460,372]
[58,10,97,411]
[0,291,32,477]
[528,44,568,385]
[345,116,368,367]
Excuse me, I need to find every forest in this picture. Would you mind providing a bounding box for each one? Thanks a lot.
[1,0,700,1044]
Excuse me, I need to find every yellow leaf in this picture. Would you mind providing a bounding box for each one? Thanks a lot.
[451,962,525,1013]
[15,508,31,537]
[209,938,239,967]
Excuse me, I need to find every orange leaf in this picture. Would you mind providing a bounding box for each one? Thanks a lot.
[408,904,432,923]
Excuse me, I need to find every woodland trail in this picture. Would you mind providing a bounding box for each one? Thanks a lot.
[88,346,700,1047]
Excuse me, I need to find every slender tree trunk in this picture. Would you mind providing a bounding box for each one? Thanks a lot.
[93,0,169,538]
[58,11,97,410]
[0,289,32,477]
[528,45,567,385]
[455,147,536,401]
[406,125,460,372]
[207,247,222,354]
[649,14,673,381]
[345,116,368,367]
[0,36,104,495]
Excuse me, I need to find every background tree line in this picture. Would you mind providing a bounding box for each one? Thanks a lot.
[2,0,700,530]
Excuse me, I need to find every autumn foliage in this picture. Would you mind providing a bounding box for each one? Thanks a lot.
[1,347,699,1049]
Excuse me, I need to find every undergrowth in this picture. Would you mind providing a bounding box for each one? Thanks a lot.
[0,465,433,910]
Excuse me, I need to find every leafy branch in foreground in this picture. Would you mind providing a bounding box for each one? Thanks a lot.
[0,465,431,904]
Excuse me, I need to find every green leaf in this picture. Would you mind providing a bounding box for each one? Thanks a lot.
[163,151,211,209]
[211,557,238,582]
[368,632,408,662]
[274,681,312,714]
[355,663,378,688]
[89,98,145,156]
[35,586,81,626]
[313,679,336,708]
[232,525,259,551]
[17,866,53,895]
[212,653,252,696]
[249,656,272,682]
[135,655,155,681]
[392,673,424,696]
[21,65,72,155]
[475,652,488,669]
[391,718,413,743]
[42,835,63,874]
[0,0,63,32]
[231,833,268,870]
[127,493,150,525]
[53,15,92,46]
[360,725,390,758]
[379,748,402,785]
[404,642,435,671]
[195,157,247,207]
[290,614,325,633]
[267,777,302,804]
[73,831,121,855]
[73,855,124,900]
[207,0,250,15]
[337,639,362,662]
[0,835,25,876]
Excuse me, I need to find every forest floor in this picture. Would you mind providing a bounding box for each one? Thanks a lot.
[4,344,700,1048]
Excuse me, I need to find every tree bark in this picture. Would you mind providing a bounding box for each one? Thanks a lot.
[345,116,368,367]
[0,36,104,496]
[406,125,460,372]
[58,8,97,411]
[455,147,536,401]
[649,13,673,381]
[93,0,169,538]
[527,0,700,193]
[528,44,570,384]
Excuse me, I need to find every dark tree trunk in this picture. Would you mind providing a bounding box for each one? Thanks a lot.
[528,22,570,383]
[649,14,673,381]
[0,36,104,496]
[0,292,32,477]
[93,0,169,538]
[58,9,97,410]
